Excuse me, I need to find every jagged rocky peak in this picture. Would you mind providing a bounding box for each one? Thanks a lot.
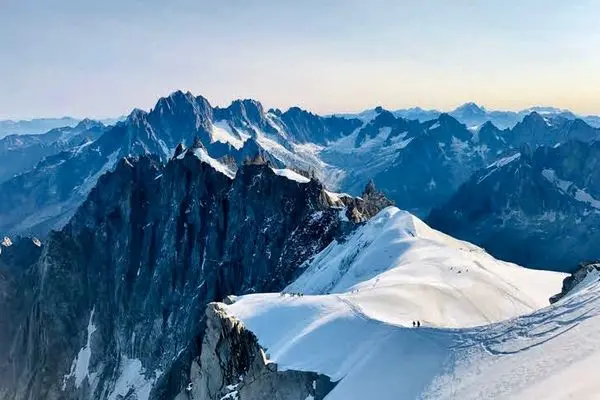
[242,152,271,166]
[331,180,395,223]
[155,90,198,112]
[74,118,104,130]
[354,108,411,147]
[370,107,396,124]
[280,106,361,145]
[363,179,377,195]
[425,113,471,142]
[476,120,507,149]
[520,111,548,127]
[149,90,214,133]
[234,137,282,167]
[213,98,274,135]
[357,179,395,218]
[436,112,466,128]
[227,99,265,121]
[479,120,500,132]
[173,142,186,158]
[126,108,149,125]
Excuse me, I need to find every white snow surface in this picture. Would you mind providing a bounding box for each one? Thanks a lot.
[488,152,521,169]
[223,207,577,400]
[211,121,248,149]
[542,168,600,209]
[270,168,311,183]
[190,147,236,179]
[108,356,161,400]
[63,308,97,389]
[478,152,520,184]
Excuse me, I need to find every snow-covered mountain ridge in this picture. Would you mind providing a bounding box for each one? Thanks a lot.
[198,207,600,400]
[217,266,598,399]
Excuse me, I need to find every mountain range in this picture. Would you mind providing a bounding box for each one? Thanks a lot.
[2,91,599,243]
[339,102,600,130]
[0,116,124,139]
[1,89,600,399]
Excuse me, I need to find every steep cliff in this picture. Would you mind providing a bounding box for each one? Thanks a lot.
[1,148,388,400]
[174,303,335,400]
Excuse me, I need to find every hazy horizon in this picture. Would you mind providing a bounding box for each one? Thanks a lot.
[2,0,599,119]
[0,92,592,122]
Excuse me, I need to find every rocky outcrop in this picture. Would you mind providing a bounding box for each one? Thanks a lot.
[550,262,600,303]
[175,303,334,400]
[0,150,389,400]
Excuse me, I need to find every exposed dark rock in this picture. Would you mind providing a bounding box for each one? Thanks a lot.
[550,262,600,303]
[0,151,387,400]
[279,107,361,145]
[176,303,335,400]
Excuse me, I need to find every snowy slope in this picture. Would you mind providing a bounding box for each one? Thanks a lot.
[270,168,311,183]
[223,207,576,400]
[286,206,563,327]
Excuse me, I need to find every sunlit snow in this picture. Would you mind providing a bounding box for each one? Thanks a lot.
[224,207,571,400]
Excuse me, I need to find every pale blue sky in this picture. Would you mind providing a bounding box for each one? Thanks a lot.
[1,0,599,119]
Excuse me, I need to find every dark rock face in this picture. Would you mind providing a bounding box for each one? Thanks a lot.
[508,112,600,147]
[550,262,600,303]
[178,303,335,400]
[279,107,361,145]
[0,238,42,397]
[1,152,386,400]
[342,180,395,222]
[214,100,276,136]
[428,140,600,272]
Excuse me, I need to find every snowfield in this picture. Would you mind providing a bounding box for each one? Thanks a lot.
[222,207,593,400]
[287,206,564,328]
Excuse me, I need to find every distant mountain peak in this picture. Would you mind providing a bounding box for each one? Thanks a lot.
[226,98,266,122]
[74,118,103,130]
[126,108,148,124]
[437,112,462,126]
[479,120,499,131]
[453,102,486,116]
[521,111,547,126]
